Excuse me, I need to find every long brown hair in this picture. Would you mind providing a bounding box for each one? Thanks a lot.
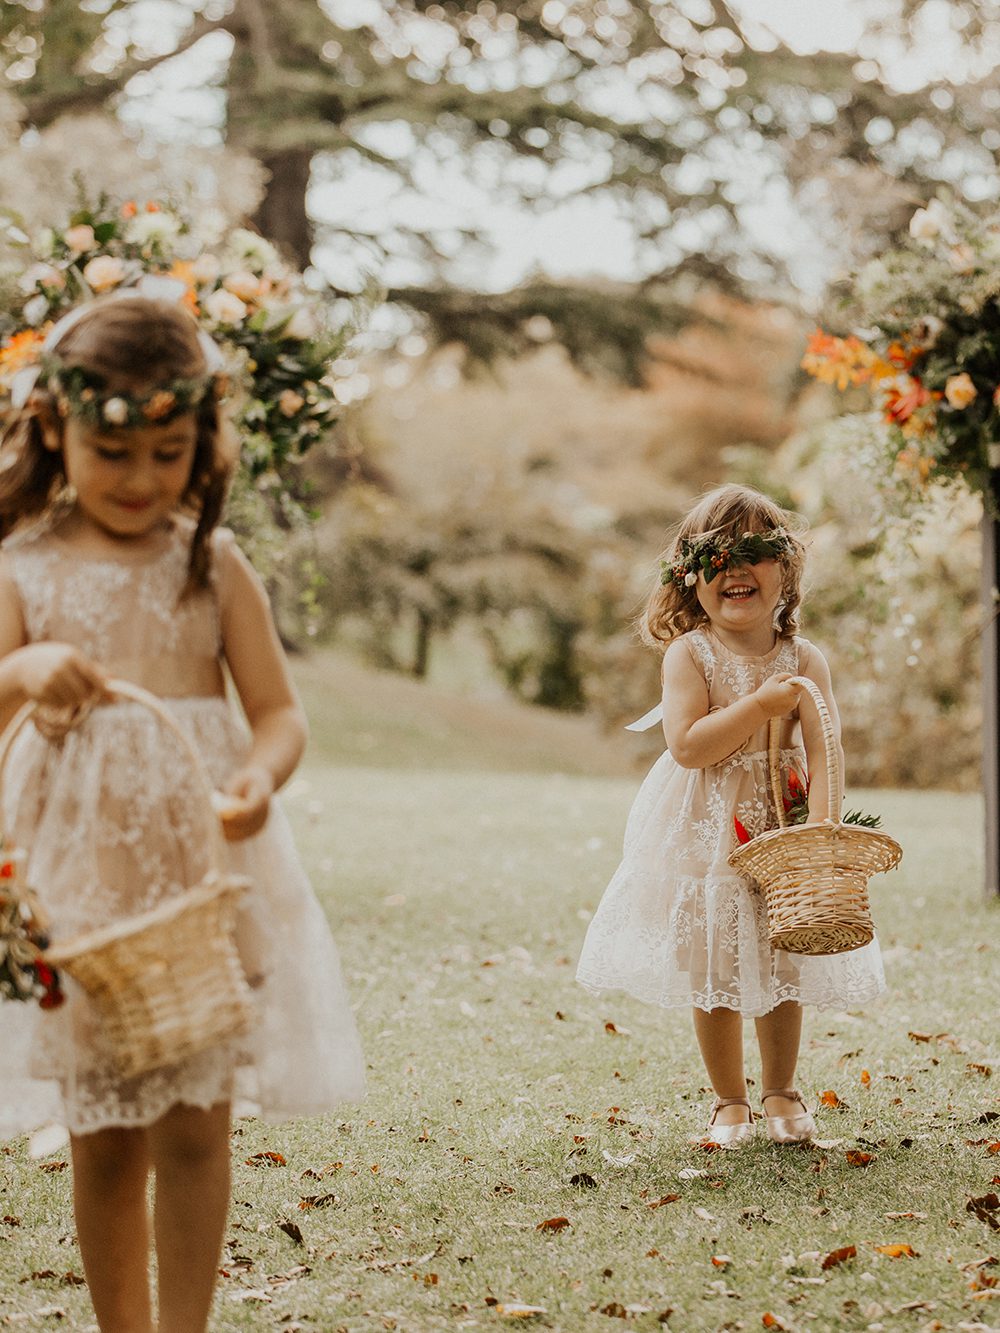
[641,484,807,650]
[0,296,235,591]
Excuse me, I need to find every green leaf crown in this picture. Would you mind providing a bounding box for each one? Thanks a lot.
[661,528,793,589]
[42,357,226,430]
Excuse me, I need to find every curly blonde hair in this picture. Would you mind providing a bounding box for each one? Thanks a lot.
[640,484,807,650]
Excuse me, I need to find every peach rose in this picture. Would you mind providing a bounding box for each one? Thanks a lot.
[944,372,977,410]
[64,224,96,254]
[279,389,305,417]
[83,255,127,292]
[203,288,248,326]
[223,269,263,302]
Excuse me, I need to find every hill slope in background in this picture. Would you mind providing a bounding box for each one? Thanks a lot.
[291,647,636,777]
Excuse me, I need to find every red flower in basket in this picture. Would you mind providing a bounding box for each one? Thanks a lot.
[34,960,65,1010]
[733,816,752,845]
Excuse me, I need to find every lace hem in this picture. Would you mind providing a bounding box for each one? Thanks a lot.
[576,969,888,1019]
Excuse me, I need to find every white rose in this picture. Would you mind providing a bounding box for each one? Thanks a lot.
[684,571,698,587]
[19,263,64,293]
[23,294,49,326]
[204,288,248,326]
[103,397,129,426]
[64,224,96,254]
[191,253,222,285]
[227,228,279,273]
[909,198,953,247]
[223,270,263,302]
[284,306,317,340]
[83,255,127,292]
[125,212,181,248]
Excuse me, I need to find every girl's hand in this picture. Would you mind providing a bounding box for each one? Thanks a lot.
[754,672,803,720]
[216,765,275,842]
[15,643,107,710]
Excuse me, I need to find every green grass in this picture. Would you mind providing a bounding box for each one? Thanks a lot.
[1,667,997,1332]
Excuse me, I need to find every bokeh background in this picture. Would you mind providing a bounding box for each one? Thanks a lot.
[2,0,996,789]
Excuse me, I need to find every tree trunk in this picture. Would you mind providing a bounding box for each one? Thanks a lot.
[251,147,314,269]
[412,608,432,678]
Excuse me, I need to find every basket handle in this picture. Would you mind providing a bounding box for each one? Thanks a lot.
[768,675,842,828]
[0,679,227,871]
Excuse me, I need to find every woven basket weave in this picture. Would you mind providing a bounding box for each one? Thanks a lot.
[727,676,902,956]
[0,681,253,1078]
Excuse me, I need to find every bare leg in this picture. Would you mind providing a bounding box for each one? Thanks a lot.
[147,1101,231,1333]
[692,1007,750,1125]
[70,1127,153,1333]
[754,1000,804,1116]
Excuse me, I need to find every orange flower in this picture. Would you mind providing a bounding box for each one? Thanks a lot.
[882,376,932,425]
[944,372,977,410]
[166,261,200,315]
[143,390,177,422]
[121,200,138,219]
[145,201,161,213]
[0,327,47,376]
[801,328,888,391]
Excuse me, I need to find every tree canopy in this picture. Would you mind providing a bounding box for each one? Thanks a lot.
[4,1,1000,375]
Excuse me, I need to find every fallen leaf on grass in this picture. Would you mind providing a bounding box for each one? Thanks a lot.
[762,1315,792,1330]
[967,1193,1000,1230]
[968,1064,993,1078]
[245,1151,286,1168]
[678,1167,709,1180]
[604,1021,631,1036]
[845,1150,874,1167]
[37,1161,68,1173]
[820,1090,843,1108]
[821,1245,857,1270]
[988,1142,1000,1155]
[570,1173,597,1189]
[884,1211,927,1220]
[873,1243,919,1258]
[860,1069,871,1086]
[602,1150,636,1168]
[297,1193,338,1210]
[490,1301,547,1319]
[229,1289,272,1303]
[277,1221,303,1244]
[600,1303,627,1318]
[535,1216,570,1232]
[647,1194,680,1209]
[711,1255,732,1269]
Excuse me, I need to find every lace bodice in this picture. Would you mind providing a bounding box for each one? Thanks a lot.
[2,513,223,682]
[685,627,804,756]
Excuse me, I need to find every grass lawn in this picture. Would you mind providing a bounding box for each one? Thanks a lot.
[1,654,998,1332]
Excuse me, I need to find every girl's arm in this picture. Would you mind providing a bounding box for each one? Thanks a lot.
[0,559,106,730]
[795,642,844,824]
[661,636,803,769]
[216,533,308,842]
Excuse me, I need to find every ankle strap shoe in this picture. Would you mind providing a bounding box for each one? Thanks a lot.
[704,1096,755,1147]
[761,1087,816,1144]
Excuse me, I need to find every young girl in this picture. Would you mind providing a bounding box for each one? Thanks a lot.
[576,484,884,1146]
[0,294,365,1333]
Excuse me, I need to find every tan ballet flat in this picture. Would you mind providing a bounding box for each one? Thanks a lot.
[704,1096,755,1147]
[761,1087,816,1144]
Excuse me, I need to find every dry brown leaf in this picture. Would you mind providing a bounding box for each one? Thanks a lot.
[297,1193,338,1210]
[761,1314,791,1329]
[277,1221,303,1244]
[600,1303,628,1318]
[604,1021,631,1036]
[860,1069,871,1086]
[535,1216,570,1232]
[711,1255,732,1269]
[907,1030,934,1043]
[493,1302,547,1318]
[820,1090,842,1108]
[968,1064,993,1078]
[647,1194,680,1209]
[821,1245,858,1270]
[873,1243,918,1258]
[967,1193,1000,1230]
[988,1142,1000,1155]
[845,1150,874,1167]
[245,1151,286,1168]
[884,1211,927,1220]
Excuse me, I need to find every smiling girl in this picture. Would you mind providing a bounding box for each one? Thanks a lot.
[576,484,885,1146]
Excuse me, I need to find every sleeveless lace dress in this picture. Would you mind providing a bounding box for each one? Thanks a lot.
[576,629,886,1016]
[0,515,365,1137]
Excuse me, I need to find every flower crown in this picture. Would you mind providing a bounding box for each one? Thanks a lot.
[661,527,793,589]
[42,357,227,429]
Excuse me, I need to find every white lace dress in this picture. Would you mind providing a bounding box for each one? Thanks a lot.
[0,516,365,1137]
[576,629,886,1016]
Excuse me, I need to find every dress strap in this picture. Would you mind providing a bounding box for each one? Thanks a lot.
[625,702,663,733]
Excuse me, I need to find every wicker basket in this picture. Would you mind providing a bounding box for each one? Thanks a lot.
[727,676,902,956]
[0,680,254,1078]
